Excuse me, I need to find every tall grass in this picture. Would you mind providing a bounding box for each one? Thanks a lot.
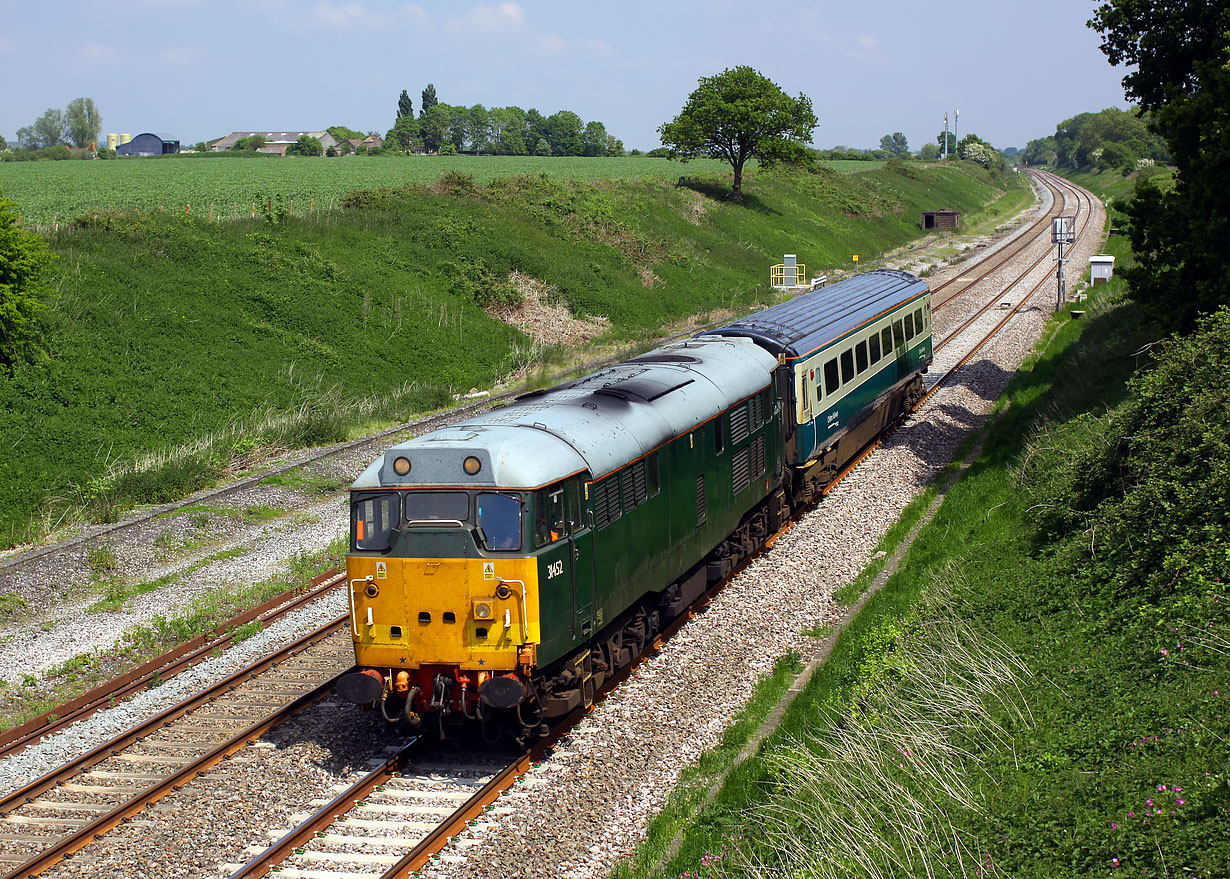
[745,582,1032,879]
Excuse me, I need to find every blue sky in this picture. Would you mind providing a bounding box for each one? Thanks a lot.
[0,0,1131,152]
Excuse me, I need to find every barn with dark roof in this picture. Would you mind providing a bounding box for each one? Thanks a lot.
[116,133,180,156]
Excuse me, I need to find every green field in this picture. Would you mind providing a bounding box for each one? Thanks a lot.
[0,155,734,229]
[0,160,1023,547]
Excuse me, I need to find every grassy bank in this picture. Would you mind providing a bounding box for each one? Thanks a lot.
[0,160,1022,547]
[615,187,1229,877]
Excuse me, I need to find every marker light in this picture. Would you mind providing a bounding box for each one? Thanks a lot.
[392,456,411,476]
[463,456,482,475]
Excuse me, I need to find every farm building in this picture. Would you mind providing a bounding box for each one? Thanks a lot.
[210,131,339,156]
[116,133,180,156]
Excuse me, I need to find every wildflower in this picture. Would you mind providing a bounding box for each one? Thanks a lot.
[1158,784,1167,791]
[1111,823,1118,829]
[1177,799,1186,805]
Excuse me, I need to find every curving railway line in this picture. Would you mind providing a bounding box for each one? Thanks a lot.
[0,171,1106,879]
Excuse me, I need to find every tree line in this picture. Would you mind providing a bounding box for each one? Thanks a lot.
[382,84,624,157]
[4,98,102,154]
[1023,106,1169,173]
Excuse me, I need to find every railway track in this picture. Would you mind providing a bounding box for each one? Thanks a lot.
[0,618,353,878]
[213,180,1106,877]
[0,172,1104,879]
[0,571,347,762]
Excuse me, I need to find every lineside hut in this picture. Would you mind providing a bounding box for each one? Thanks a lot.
[922,209,961,230]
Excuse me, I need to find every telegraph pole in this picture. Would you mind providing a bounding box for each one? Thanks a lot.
[954,109,959,153]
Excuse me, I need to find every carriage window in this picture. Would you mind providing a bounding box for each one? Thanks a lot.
[855,340,869,374]
[924,302,931,325]
[915,307,925,331]
[840,349,855,385]
[892,320,904,348]
[824,359,840,396]
[869,333,881,364]
[404,491,469,522]
[882,327,893,354]
[477,492,522,551]
[352,492,400,552]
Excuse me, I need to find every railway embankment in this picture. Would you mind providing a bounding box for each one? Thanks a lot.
[0,161,1025,553]
[614,185,1230,878]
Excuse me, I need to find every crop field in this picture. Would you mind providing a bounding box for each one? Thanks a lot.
[0,155,734,228]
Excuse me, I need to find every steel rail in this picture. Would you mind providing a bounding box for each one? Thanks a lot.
[5,666,350,879]
[0,570,346,760]
[929,172,1070,306]
[0,613,347,819]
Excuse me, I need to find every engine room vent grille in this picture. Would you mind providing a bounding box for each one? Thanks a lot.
[753,435,766,479]
[730,406,750,445]
[593,476,622,530]
[696,475,707,525]
[621,460,648,510]
[732,447,751,494]
[750,392,765,429]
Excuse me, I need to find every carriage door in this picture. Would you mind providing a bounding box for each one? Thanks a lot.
[567,478,595,639]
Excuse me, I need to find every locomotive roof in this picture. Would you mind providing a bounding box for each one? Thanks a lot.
[352,336,778,491]
[700,269,929,361]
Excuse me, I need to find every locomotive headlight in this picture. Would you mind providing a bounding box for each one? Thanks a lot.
[392,456,411,476]
[473,600,493,620]
[463,456,482,475]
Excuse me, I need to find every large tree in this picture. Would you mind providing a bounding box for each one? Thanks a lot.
[1089,1,1230,330]
[30,109,67,150]
[879,131,908,157]
[420,83,438,118]
[65,97,102,148]
[659,66,816,199]
[397,89,413,120]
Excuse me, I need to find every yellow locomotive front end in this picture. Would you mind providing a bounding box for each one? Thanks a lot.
[337,483,546,734]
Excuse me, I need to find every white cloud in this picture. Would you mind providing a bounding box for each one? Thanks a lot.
[446,2,525,33]
[78,41,128,65]
[845,33,890,64]
[536,33,567,54]
[310,2,389,29]
[158,45,209,68]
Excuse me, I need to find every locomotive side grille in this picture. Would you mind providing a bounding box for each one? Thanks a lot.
[696,475,707,524]
[731,406,750,444]
[753,435,766,478]
[632,460,648,505]
[620,468,635,511]
[732,446,751,494]
[750,393,764,429]
[593,476,621,529]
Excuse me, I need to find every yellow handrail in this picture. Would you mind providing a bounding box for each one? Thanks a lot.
[771,263,807,287]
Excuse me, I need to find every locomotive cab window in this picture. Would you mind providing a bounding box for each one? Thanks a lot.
[404,491,469,524]
[476,492,522,551]
[352,492,401,552]
[533,484,567,547]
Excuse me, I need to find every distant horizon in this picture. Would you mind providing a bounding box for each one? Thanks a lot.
[1,1,1130,154]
